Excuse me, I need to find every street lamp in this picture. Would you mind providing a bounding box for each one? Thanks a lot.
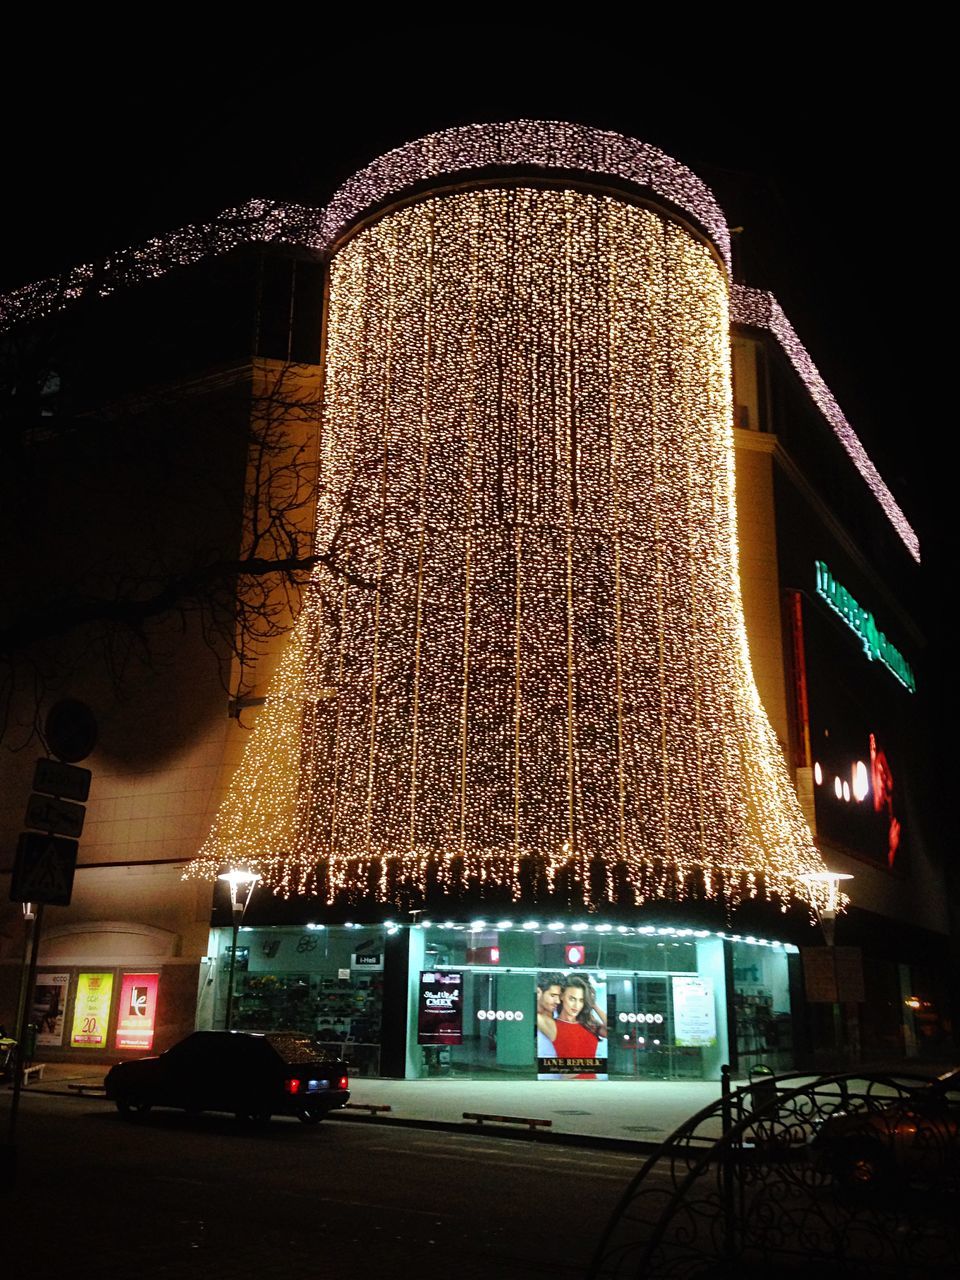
[218,868,260,1030]
[802,870,854,947]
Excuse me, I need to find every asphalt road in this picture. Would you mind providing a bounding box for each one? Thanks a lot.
[1,1092,646,1278]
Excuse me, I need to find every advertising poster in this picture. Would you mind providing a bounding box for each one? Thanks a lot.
[672,975,716,1047]
[418,971,463,1045]
[70,972,114,1048]
[114,973,160,1051]
[33,973,70,1047]
[536,971,608,1080]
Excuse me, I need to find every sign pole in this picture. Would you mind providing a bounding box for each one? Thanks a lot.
[13,903,35,1050]
[6,901,45,1163]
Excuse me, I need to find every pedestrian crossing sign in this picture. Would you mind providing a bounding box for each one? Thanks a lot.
[10,832,78,905]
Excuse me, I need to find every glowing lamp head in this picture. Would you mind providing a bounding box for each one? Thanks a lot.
[218,867,261,914]
[802,870,854,918]
[217,868,261,891]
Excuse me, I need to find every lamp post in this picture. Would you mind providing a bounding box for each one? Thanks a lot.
[218,869,260,1030]
[803,869,856,1066]
[803,870,854,947]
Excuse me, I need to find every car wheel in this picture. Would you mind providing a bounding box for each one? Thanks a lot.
[834,1141,894,1192]
[116,1097,152,1120]
[297,1109,322,1126]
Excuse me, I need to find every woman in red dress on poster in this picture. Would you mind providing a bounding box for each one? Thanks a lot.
[541,975,607,1074]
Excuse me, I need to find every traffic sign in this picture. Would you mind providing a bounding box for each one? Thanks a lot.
[10,833,78,905]
[25,793,86,838]
[33,757,91,802]
[45,699,97,763]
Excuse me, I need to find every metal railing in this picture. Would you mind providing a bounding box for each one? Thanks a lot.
[589,1066,959,1278]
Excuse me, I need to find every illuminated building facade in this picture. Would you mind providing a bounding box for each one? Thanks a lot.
[0,125,948,1080]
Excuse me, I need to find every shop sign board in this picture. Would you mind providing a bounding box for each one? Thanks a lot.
[801,948,838,1002]
[115,973,160,1051]
[814,561,916,692]
[70,972,114,1047]
[33,972,70,1047]
[672,975,717,1047]
[351,952,383,971]
[417,971,463,1045]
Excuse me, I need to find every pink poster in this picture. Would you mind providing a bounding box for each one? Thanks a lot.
[115,973,159,1051]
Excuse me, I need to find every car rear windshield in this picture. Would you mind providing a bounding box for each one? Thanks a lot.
[265,1033,337,1065]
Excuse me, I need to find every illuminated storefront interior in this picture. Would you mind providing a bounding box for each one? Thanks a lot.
[201,920,796,1081]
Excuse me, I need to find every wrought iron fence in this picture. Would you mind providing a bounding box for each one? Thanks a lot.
[588,1066,959,1278]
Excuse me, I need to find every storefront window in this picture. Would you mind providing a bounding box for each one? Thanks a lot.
[202,925,384,1076]
[408,924,730,1082]
[197,921,792,1084]
[731,940,793,1074]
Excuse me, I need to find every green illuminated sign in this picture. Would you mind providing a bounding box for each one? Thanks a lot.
[814,561,915,692]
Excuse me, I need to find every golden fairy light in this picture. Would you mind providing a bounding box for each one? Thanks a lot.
[187,159,830,909]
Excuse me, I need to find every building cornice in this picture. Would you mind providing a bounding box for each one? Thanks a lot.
[731,286,919,563]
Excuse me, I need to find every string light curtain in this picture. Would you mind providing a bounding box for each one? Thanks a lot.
[188,164,827,909]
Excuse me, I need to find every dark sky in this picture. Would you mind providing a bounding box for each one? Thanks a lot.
[2,48,936,544]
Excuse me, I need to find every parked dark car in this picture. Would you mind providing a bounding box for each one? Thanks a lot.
[104,1030,350,1124]
[811,1067,960,1191]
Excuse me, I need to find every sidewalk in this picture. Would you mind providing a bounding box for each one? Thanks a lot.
[20,1062,721,1147]
[16,1058,951,1149]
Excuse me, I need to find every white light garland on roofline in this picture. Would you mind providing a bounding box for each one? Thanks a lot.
[730,286,919,563]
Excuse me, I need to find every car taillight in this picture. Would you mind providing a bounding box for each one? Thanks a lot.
[284,1077,301,1095]
[338,1075,348,1091]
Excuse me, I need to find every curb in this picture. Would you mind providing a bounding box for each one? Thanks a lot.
[14,1083,660,1154]
[327,1107,660,1154]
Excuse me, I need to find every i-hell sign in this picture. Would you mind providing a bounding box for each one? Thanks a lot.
[115,973,160,1051]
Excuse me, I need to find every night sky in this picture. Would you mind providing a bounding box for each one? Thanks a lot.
[2,49,938,558]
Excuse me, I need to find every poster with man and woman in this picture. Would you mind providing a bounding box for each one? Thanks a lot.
[535,971,608,1080]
